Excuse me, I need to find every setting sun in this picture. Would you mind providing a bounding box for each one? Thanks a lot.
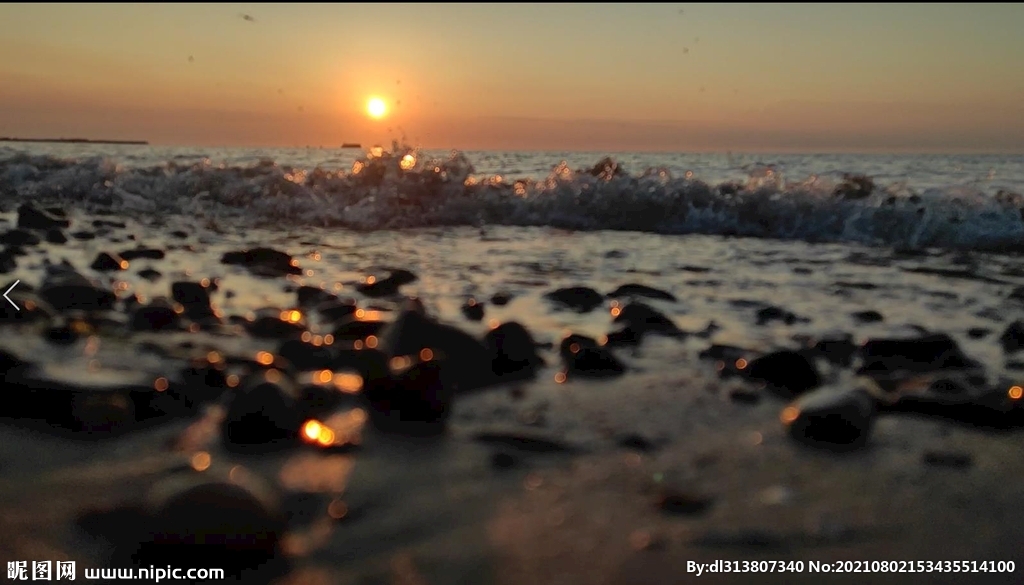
[367,97,387,119]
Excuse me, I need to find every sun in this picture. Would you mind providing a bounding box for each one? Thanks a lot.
[366,97,387,119]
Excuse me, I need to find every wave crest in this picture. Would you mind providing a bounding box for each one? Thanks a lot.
[1,144,1022,252]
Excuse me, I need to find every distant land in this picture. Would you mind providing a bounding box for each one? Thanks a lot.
[341,143,361,148]
[0,137,148,145]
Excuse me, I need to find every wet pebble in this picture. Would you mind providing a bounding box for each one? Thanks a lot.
[221,247,302,277]
[461,298,485,321]
[967,327,990,339]
[17,203,70,230]
[859,333,981,374]
[851,310,884,324]
[484,321,544,378]
[222,378,303,452]
[137,267,162,281]
[0,228,41,246]
[71,230,95,240]
[490,292,512,306]
[561,340,626,378]
[355,268,417,297]
[130,300,182,332]
[295,285,337,307]
[171,281,218,324]
[278,339,335,371]
[607,283,677,302]
[44,229,68,244]
[744,350,821,396]
[755,306,807,326]
[132,475,286,578]
[782,388,876,451]
[613,302,683,337]
[543,286,604,313]
[363,359,454,436]
[119,247,166,261]
[91,252,128,271]
[999,321,1024,353]
[0,251,15,273]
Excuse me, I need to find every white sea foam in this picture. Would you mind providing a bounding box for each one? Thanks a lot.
[1,145,1022,252]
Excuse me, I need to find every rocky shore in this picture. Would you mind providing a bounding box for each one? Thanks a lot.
[2,199,1024,584]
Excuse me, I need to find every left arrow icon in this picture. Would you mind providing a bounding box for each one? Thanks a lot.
[4,280,20,310]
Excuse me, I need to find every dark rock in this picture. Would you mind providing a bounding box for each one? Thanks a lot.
[858,333,981,375]
[744,350,821,396]
[616,433,660,452]
[607,284,677,302]
[71,230,96,240]
[658,490,714,516]
[562,341,626,378]
[782,388,876,451]
[295,285,336,308]
[44,324,79,346]
[852,310,884,324]
[39,280,116,313]
[543,286,604,313]
[699,344,749,363]
[461,298,485,321]
[170,230,188,239]
[332,317,386,341]
[755,306,807,326]
[967,327,990,340]
[355,269,417,297]
[491,451,518,469]
[0,229,41,246]
[378,305,494,391]
[613,302,683,337]
[604,326,643,347]
[44,229,68,244]
[91,252,127,272]
[171,281,217,323]
[490,292,513,306]
[809,333,858,367]
[245,315,306,340]
[879,380,1024,429]
[559,334,599,362]
[17,203,70,230]
[604,250,627,259]
[221,247,302,277]
[0,251,15,274]
[363,360,454,436]
[128,476,286,579]
[119,248,165,261]
[129,300,182,332]
[485,321,544,378]
[999,321,1024,353]
[278,339,335,371]
[93,219,126,228]
[922,450,973,469]
[222,379,302,451]
[315,298,358,324]
[137,268,162,281]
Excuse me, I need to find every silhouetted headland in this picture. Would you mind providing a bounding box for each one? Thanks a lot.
[0,137,149,145]
[341,143,361,149]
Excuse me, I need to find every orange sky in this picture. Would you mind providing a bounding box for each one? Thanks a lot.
[1,3,1022,153]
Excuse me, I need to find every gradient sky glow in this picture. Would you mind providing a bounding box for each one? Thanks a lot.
[1,3,1022,153]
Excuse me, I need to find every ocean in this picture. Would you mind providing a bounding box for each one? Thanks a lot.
[1,142,1023,584]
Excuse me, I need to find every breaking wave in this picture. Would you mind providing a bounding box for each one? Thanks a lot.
[2,143,1023,252]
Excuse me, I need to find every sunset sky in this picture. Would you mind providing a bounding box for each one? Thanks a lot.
[1,3,1022,153]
